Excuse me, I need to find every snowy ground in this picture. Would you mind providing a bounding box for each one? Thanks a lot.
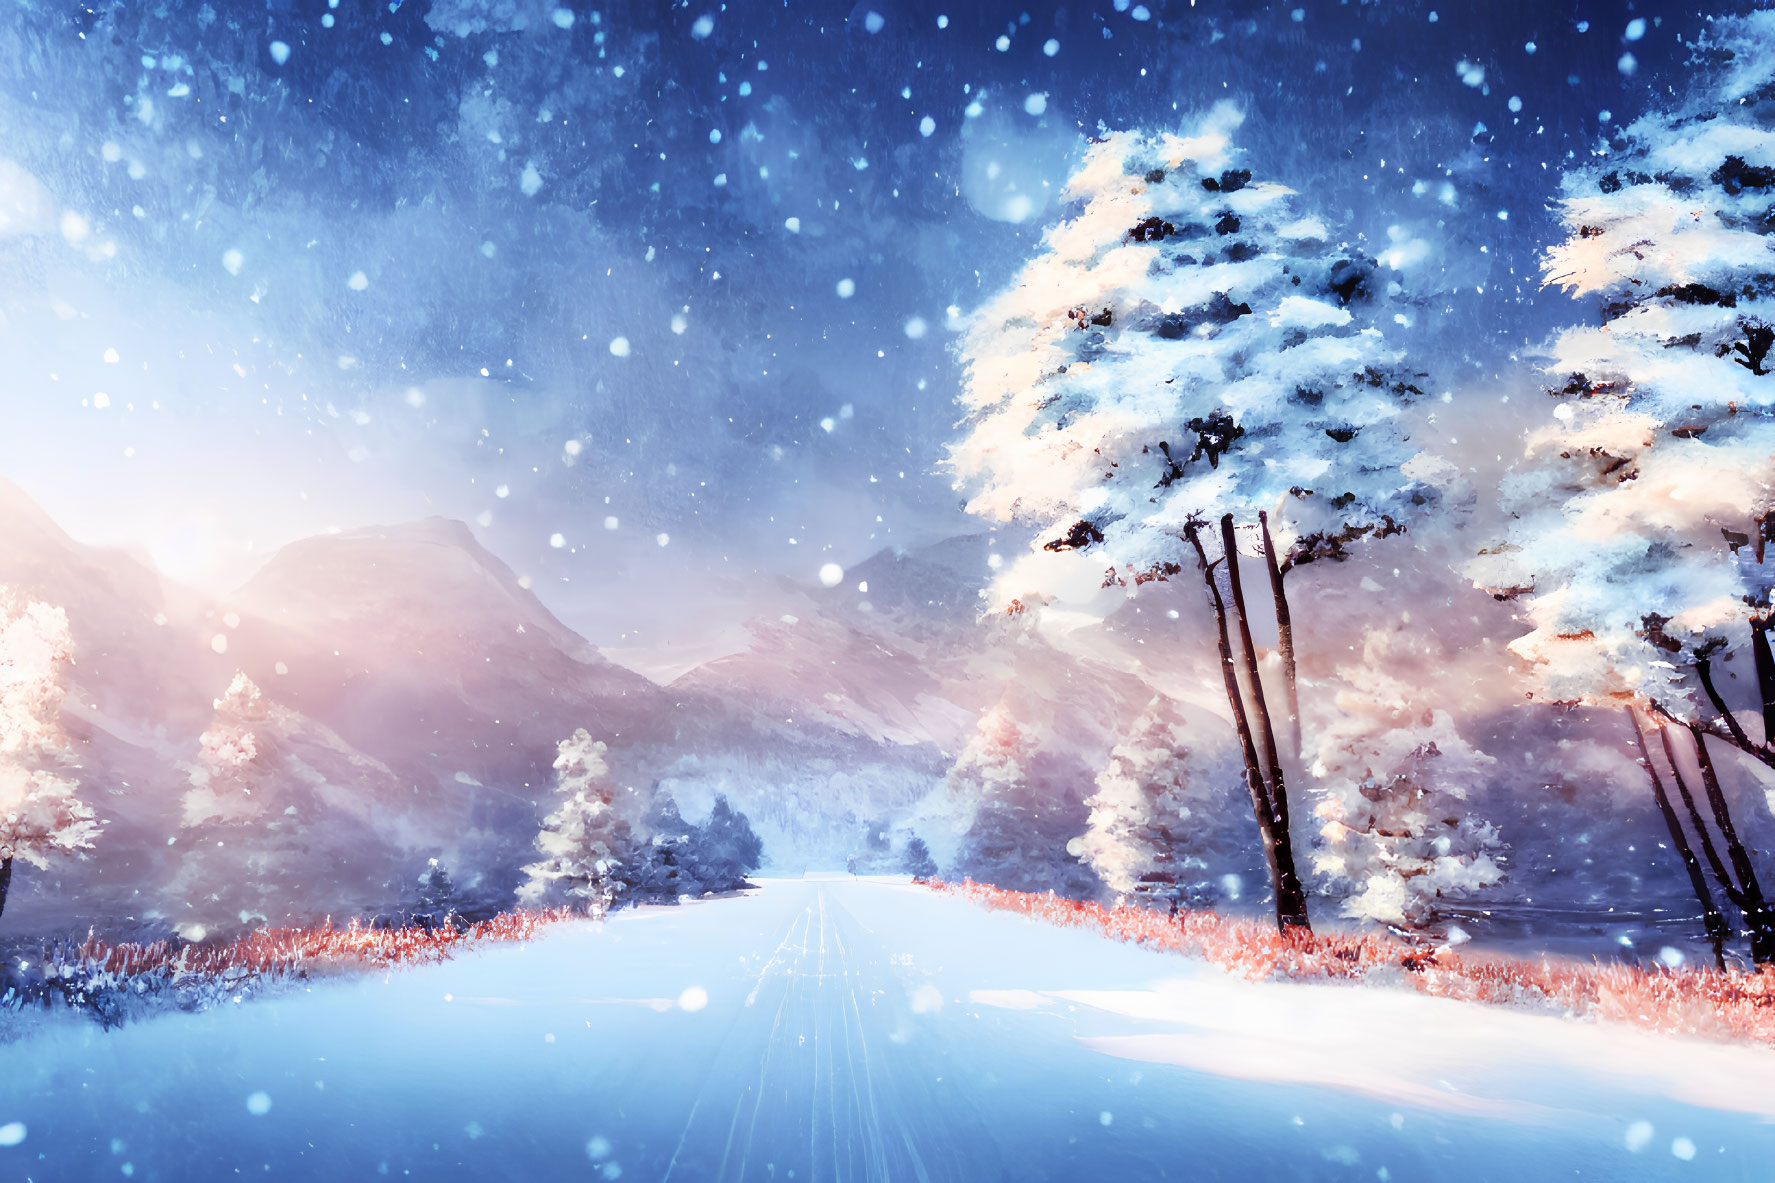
[2,876,1771,1182]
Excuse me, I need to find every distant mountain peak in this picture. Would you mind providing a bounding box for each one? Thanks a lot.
[815,532,997,624]
[0,477,97,558]
[231,515,606,667]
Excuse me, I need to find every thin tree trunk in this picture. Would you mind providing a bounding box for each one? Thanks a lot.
[1257,510,1303,761]
[1754,621,1775,746]
[1695,657,1763,758]
[0,855,9,921]
[1658,727,1744,909]
[1186,524,1295,933]
[1629,710,1728,970]
[1219,514,1311,932]
[1690,726,1775,965]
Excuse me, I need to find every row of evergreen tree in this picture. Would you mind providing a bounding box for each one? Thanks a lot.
[0,631,766,933]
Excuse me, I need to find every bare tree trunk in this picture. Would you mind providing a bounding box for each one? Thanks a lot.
[1695,656,1764,760]
[0,856,9,921]
[1222,525,1284,797]
[1658,727,1742,909]
[1186,524,1302,933]
[1754,621,1775,746]
[1219,514,1311,932]
[1690,726,1775,965]
[1257,510,1302,761]
[1629,710,1728,970]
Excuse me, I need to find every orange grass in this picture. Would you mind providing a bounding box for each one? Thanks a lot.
[56,907,578,985]
[923,878,1775,1047]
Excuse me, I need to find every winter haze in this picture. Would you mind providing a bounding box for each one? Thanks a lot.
[5,1,1775,1179]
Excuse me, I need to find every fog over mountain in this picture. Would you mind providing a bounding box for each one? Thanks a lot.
[0,480,1067,934]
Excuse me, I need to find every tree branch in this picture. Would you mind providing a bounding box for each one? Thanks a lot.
[1694,658,1761,755]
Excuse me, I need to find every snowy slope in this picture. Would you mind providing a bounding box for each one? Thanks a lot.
[676,533,1168,767]
[0,480,244,931]
[0,493,543,932]
[216,515,674,883]
[674,534,1000,750]
[0,479,221,732]
[0,877,1765,1182]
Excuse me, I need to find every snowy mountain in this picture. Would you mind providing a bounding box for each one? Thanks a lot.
[0,480,222,734]
[674,536,995,751]
[0,490,1004,935]
[669,532,1177,881]
[219,517,667,844]
[677,532,1145,753]
[0,480,240,932]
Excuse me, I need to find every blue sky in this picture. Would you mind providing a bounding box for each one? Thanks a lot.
[0,0,1703,668]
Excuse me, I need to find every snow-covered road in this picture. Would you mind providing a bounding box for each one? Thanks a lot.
[3,876,1772,1181]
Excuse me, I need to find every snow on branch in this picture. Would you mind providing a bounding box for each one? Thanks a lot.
[1073,695,1206,898]
[1479,11,1775,717]
[182,671,271,827]
[519,728,633,912]
[1308,629,1503,933]
[951,102,1455,614]
[0,589,97,872]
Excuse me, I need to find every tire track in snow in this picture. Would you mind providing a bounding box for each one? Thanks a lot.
[661,880,978,1183]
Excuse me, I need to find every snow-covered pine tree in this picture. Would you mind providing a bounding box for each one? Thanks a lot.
[952,104,1456,930]
[0,589,98,920]
[946,702,1030,880]
[182,671,270,827]
[684,795,763,894]
[1308,628,1503,934]
[945,700,1090,893]
[901,834,938,879]
[413,858,462,930]
[627,791,698,902]
[169,670,406,934]
[1472,12,1775,965]
[519,728,632,913]
[169,671,296,932]
[1073,695,1201,900]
